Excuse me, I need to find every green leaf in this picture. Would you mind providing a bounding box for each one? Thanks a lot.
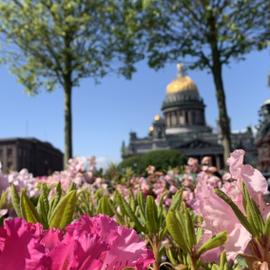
[136,191,146,218]
[211,265,219,270]
[219,251,227,270]
[165,247,178,266]
[196,226,203,244]
[0,191,7,208]
[37,194,49,228]
[166,210,189,253]
[115,191,145,232]
[183,207,196,249]
[97,196,114,216]
[145,195,159,234]
[242,183,264,236]
[67,182,76,193]
[197,231,227,256]
[48,182,62,219]
[20,190,42,224]
[49,190,77,229]
[264,215,270,236]
[40,184,49,213]
[10,185,22,217]
[169,190,182,212]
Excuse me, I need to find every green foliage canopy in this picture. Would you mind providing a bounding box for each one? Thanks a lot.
[119,149,186,175]
[0,0,143,163]
[0,0,142,92]
[142,0,268,70]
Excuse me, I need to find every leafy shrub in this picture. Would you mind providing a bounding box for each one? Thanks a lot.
[119,150,186,175]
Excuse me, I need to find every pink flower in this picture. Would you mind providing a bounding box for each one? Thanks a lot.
[0,173,8,193]
[47,234,105,270]
[182,189,195,207]
[186,158,200,173]
[0,215,154,270]
[201,156,212,166]
[141,179,150,195]
[0,218,44,269]
[194,179,251,260]
[194,150,270,261]
[227,149,270,218]
[227,149,268,194]
[222,172,232,182]
[67,215,154,270]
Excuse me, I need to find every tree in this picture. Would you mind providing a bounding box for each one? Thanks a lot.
[119,149,186,175]
[0,0,143,165]
[141,0,268,161]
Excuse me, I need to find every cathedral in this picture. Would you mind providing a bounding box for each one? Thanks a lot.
[122,64,257,169]
[256,99,270,173]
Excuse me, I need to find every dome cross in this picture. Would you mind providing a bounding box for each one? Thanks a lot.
[177,63,185,77]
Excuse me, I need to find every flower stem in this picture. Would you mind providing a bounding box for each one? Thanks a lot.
[151,238,161,270]
[188,253,197,270]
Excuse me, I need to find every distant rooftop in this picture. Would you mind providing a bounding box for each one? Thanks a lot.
[0,137,63,154]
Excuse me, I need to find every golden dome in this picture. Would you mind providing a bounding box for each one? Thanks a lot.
[154,114,161,121]
[166,64,199,95]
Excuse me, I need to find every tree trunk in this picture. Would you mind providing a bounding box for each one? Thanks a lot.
[64,81,73,166]
[207,12,232,163]
[211,61,232,163]
[63,31,73,167]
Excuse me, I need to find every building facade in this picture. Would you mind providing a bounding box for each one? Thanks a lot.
[0,138,63,176]
[122,64,257,168]
[256,99,270,173]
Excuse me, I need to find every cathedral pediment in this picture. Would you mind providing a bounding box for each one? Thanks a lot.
[177,139,221,149]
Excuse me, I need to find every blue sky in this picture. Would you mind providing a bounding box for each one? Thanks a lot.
[0,50,269,166]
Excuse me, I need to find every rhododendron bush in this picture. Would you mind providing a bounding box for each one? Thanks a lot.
[0,149,270,269]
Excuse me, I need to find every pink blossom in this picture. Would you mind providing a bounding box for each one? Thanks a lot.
[194,179,251,260]
[201,156,212,166]
[0,173,8,193]
[141,179,150,195]
[194,150,270,261]
[222,172,232,182]
[0,215,154,270]
[66,215,154,270]
[39,156,98,192]
[227,149,270,218]
[227,149,268,194]
[0,218,44,269]
[7,169,39,197]
[182,189,195,207]
[186,158,200,173]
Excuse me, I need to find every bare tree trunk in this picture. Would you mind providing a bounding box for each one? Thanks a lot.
[211,61,232,162]
[63,31,73,167]
[207,12,232,163]
[64,81,73,166]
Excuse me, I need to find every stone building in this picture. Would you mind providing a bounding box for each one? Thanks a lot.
[122,64,257,168]
[0,137,63,176]
[256,99,270,173]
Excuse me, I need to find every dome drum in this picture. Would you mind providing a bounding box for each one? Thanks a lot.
[161,98,205,111]
[163,109,206,129]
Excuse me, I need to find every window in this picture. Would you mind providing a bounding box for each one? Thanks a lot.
[7,161,13,171]
[7,148,13,158]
